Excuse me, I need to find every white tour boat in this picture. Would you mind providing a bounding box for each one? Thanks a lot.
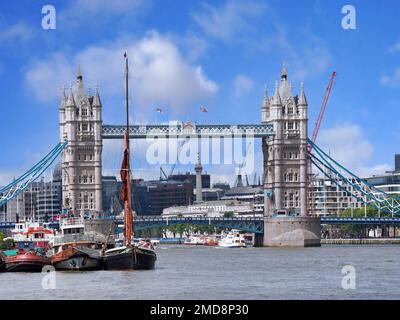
[218,230,246,248]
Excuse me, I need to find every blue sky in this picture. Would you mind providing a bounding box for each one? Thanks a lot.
[0,0,399,185]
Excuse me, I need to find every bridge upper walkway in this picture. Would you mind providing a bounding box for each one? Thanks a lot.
[102,123,275,139]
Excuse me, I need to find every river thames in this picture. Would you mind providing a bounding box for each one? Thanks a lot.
[1,245,399,300]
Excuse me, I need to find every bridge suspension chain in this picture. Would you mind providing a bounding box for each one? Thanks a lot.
[0,140,68,208]
[308,139,400,216]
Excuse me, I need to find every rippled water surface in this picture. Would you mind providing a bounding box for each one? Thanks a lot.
[1,245,400,299]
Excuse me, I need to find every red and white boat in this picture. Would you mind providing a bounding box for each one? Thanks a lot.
[204,236,219,246]
[11,222,55,251]
[5,249,51,272]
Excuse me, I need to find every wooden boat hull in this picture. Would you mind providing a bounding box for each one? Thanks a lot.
[0,252,6,272]
[5,252,51,272]
[51,247,103,271]
[52,255,102,271]
[103,246,156,270]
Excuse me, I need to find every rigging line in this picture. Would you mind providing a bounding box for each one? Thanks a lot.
[309,139,398,201]
[310,156,397,215]
[0,141,67,208]
[310,147,397,210]
[0,142,65,194]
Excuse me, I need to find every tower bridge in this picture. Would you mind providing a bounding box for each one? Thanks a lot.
[4,65,400,246]
[57,65,320,247]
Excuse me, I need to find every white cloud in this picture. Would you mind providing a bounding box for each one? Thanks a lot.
[318,123,390,177]
[273,26,332,81]
[388,41,400,54]
[192,1,330,80]
[233,74,254,97]
[192,0,265,42]
[25,32,218,115]
[182,33,208,61]
[380,67,400,87]
[0,22,33,42]
[289,42,332,81]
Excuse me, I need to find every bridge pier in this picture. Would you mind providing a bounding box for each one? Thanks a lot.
[263,216,321,247]
[253,233,264,247]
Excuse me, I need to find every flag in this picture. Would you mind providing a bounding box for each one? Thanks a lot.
[156,107,163,113]
[200,105,208,113]
[120,148,129,202]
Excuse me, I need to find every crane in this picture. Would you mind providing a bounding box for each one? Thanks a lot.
[159,138,189,180]
[307,71,337,215]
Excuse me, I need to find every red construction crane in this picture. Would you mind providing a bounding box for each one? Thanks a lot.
[307,71,337,215]
[309,71,337,150]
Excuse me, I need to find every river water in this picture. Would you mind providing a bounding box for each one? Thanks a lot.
[1,245,399,300]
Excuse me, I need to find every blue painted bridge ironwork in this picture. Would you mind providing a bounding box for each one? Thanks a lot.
[102,123,275,139]
[2,216,400,232]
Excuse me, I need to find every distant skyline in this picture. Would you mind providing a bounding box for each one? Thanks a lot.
[0,0,399,186]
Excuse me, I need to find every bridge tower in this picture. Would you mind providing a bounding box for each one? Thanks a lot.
[261,66,320,246]
[59,66,103,217]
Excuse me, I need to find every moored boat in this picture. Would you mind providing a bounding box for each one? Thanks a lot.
[51,244,103,271]
[5,249,51,272]
[103,240,156,270]
[218,230,246,248]
[11,221,54,252]
[184,235,206,245]
[0,251,6,272]
[49,217,104,271]
[102,52,156,271]
[204,236,219,246]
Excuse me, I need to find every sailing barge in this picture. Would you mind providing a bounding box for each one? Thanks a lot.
[102,51,156,270]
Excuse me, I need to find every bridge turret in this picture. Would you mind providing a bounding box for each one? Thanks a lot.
[261,84,270,123]
[59,87,66,141]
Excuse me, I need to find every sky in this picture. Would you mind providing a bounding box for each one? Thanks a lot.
[0,0,399,186]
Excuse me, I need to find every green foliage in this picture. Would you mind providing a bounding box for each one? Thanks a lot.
[338,206,391,218]
[223,212,234,218]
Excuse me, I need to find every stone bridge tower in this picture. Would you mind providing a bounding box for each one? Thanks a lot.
[261,65,308,216]
[59,67,103,217]
[261,66,320,247]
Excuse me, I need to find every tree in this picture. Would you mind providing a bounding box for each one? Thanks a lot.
[223,212,234,218]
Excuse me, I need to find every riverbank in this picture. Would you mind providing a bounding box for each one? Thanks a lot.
[322,238,400,245]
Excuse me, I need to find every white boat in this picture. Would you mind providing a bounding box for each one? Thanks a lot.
[184,235,206,245]
[218,230,246,248]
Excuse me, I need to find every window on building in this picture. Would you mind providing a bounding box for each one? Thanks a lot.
[82,109,88,116]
